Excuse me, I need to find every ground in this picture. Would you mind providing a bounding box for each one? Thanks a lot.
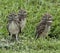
[0,0,60,53]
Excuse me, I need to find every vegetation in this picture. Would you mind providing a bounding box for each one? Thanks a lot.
[0,0,60,53]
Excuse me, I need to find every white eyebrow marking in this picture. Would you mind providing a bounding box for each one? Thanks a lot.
[48,21,52,22]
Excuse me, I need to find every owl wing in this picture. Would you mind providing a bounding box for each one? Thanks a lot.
[7,22,10,35]
[35,21,46,38]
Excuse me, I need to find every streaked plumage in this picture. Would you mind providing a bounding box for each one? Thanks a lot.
[35,13,53,39]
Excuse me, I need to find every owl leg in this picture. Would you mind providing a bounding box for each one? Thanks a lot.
[16,34,18,41]
[35,33,39,39]
[10,34,12,41]
[45,32,49,39]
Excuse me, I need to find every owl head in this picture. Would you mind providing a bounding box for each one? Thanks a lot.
[18,9,27,20]
[7,13,19,23]
[7,13,16,20]
[42,13,52,26]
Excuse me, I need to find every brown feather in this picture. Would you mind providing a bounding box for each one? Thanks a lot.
[35,13,52,39]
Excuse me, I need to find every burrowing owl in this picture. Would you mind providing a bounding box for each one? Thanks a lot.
[17,9,27,32]
[7,13,21,41]
[35,13,53,39]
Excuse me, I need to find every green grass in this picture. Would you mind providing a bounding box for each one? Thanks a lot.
[0,0,60,53]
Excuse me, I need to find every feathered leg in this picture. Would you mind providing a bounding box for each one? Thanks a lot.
[16,34,18,41]
[10,34,12,41]
[35,33,40,39]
